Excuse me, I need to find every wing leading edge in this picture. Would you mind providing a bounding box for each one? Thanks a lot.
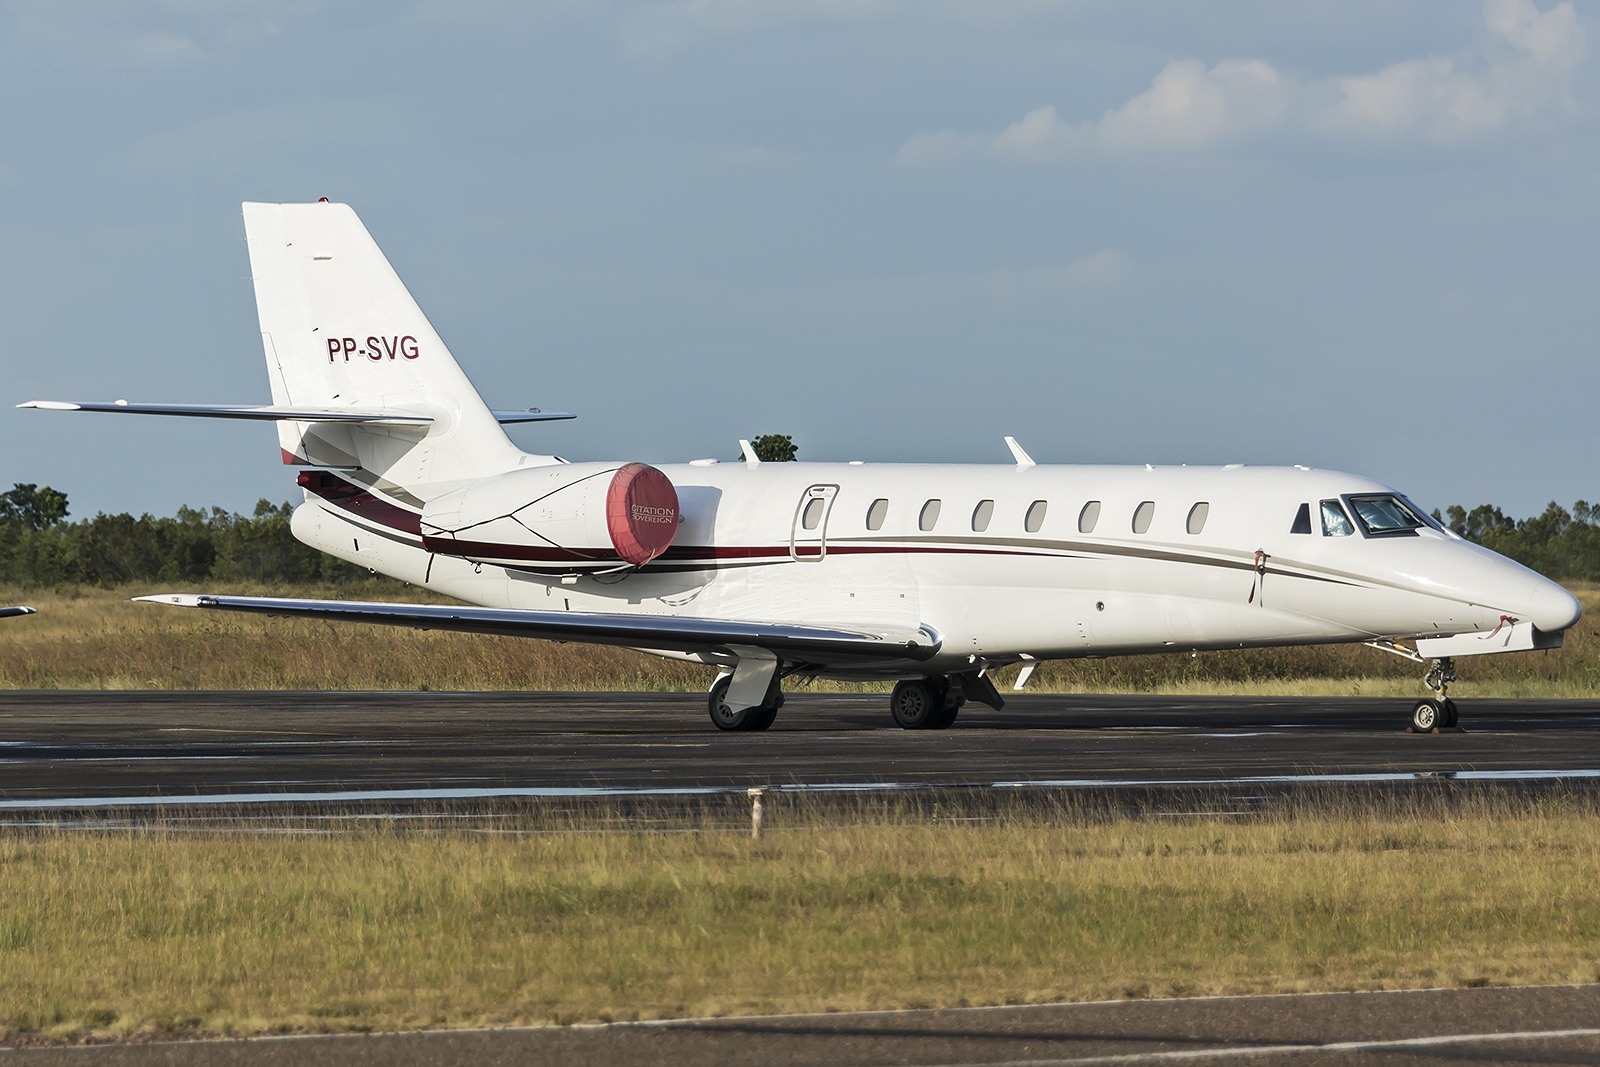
[134,595,940,666]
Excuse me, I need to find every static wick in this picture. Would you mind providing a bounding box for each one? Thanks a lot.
[748,787,765,840]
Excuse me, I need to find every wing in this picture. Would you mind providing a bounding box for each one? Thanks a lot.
[135,594,940,666]
[0,606,36,619]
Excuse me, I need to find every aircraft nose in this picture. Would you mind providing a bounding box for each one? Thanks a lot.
[1528,580,1582,633]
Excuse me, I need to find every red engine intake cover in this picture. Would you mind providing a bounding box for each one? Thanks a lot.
[606,463,679,566]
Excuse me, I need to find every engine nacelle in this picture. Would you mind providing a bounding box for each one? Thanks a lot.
[421,461,679,573]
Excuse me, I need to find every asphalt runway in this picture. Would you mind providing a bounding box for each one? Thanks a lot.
[8,985,1600,1065]
[2,690,1600,807]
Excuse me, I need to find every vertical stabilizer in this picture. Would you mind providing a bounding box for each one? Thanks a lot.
[243,201,524,491]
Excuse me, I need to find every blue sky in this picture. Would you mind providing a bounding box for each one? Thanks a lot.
[3,0,1596,519]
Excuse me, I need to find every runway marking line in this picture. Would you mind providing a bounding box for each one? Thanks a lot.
[928,1027,1600,1065]
[5,985,1592,1053]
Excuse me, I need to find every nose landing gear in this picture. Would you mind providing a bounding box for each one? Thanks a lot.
[1410,657,1459,732]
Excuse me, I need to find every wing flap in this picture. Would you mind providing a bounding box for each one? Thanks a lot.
[134,594,940,664]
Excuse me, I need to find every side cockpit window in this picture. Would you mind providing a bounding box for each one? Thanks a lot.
[1320,500,1354,537]
[1290,502,1312,534]
[1348,494,1427,536]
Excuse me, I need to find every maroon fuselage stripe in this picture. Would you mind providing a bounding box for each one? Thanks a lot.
[420,536,1054,564]
[302,472,1067,565]
[300,471,423,536]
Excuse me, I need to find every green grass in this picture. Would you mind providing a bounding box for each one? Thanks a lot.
[3,795,1600,1042]
[0,582,1594,697]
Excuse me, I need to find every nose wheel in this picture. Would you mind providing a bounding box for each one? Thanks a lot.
[1410,698,1458,732]
[1411,657,1459,732]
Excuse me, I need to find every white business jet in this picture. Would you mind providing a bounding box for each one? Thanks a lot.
[20,201,1582,734]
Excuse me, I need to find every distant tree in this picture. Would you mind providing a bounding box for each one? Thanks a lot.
[748,434,798,462]
[0,484,69,530]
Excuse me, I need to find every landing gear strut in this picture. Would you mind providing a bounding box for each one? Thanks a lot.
[1411,657,1459,732]
[708,672,784,732]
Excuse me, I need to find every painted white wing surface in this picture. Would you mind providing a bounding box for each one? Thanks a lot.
[135,595,941,665]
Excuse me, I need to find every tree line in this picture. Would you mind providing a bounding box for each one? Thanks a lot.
[1435,501,1600,584]
[0,484,363,587]
[0,481,1596,588]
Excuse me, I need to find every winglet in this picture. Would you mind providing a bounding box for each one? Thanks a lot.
[134,594,209,608]
[739,439,761,468]
[1004,436,1035,469]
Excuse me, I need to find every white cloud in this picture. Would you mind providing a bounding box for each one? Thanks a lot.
[1324,0,1585,142]
[903,0,1586,159]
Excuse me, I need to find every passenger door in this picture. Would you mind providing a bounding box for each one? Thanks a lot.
[790,484,838,562]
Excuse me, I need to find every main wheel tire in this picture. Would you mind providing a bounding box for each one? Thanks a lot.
[890,679,939,729]
[1411,699,1441,732]
[708,675,782,731]
[709,675,750,731]
[744,700,780,732]
[1442,698,1459,729]
[928,681,963,730]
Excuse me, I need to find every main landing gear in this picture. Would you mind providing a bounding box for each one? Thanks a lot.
[890,672,1006,730]
[1410,656,1459,732]
[708,672,784,732]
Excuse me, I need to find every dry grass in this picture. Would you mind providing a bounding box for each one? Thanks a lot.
[0,581,707,692]
[0,582,1594,697]
[3,795,1600,1041]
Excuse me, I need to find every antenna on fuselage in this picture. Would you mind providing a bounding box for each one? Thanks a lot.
[1004,436,1035,470]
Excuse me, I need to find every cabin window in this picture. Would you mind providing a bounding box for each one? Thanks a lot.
[919,499,941,531]
[1290,502,1312,534]
[971,499,994,532]
[1320,500,1353,536]
[801,497,825,531]
[1186,502,1209,535]
[1348,494,1427,535]
[1078,500,1101,534]
[1132,500,1155,534]
[1025,500,1048,533]
[866,498,888,531]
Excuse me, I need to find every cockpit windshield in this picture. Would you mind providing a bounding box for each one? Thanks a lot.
[1346,494,1428,535]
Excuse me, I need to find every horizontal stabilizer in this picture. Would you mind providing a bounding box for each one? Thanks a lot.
[0,606,37,619]
[17,401,432,425]
[490,409,577,424]
[135,594,940,664]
